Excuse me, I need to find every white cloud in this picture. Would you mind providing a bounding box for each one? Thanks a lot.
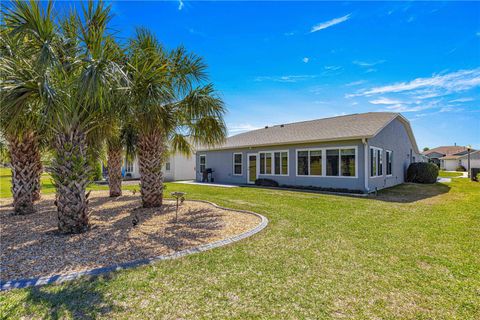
[369,97,402,105]
[352,60,385,67]
[178,0,184,10]
[302,57,309,63]
[324,65,342,71]
[310,14,351,33]
[254,75,317,83]
[450,97,474,103]
[228,124,261,135]
[350,68,480,97]
[345,80,367,87]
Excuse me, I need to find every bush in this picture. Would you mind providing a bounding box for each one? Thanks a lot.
[90,161,103,181]
[456,165,466,172]
[255,178,279,187]
[406,162,439,184]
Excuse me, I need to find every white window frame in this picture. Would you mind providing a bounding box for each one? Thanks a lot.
[295,148,323,177]
[199,154,206,173]
[370,146,383,178]
[165,162,171,172]
[385,150,393,176]
[232,152,243,176]
[125,159,134,173]
[295,146,358,178]
[258,150,289,176]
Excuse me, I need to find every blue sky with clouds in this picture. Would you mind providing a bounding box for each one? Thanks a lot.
[105,1,478,148]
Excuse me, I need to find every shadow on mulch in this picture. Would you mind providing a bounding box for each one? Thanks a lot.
[0,192,248,280]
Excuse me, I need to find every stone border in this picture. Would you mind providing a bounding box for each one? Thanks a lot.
[0,200,268,291]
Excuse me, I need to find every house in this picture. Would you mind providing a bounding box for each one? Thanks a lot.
[196,112,424,193]
[421,146,470,167]
[438,150,480,171]
[121,152,195,181]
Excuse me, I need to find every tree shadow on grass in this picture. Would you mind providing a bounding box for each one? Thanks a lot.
[370,182,451,203]
[4,275,122,320]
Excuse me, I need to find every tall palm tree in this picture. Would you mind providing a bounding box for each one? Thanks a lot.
[127,29,226,207]
[46,2,127,233]
[0,1,57,214]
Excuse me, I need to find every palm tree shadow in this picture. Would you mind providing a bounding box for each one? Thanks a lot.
[4,276,122,319]
[132,207,224,251]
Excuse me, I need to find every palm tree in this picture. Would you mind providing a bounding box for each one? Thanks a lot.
[0,1,57,214]
[127,29,226,207]
[46,2,127,233]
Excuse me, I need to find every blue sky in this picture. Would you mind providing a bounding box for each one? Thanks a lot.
[75,1,480,148]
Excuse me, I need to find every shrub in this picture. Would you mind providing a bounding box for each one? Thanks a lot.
[406,162,439,184]
[255,178,279,187]
[90,161,103,181]
[456,165,466,172]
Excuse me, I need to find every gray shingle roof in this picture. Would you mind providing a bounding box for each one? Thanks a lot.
[201,112,404,151]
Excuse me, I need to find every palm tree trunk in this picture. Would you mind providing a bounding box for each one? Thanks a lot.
[51,127,91,233]
[107,145,123,197]
[138,130,165,208]
[8,132,42,215]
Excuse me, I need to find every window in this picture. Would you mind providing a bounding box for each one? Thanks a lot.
[274,152,288,175]
[310,150,322,175]
[125,159,134,173]
[341,148,356,176]
[370,147,383,177]
[259,151,288,175]
[199,155,206,173]
[265,153,272,174]
[386,150,393,176]
[326,149,339,176]
[297,149,322,176]
[233,153,242,175]
[297,147,357,177]
[165,162,171,171]
[297,151,309,175]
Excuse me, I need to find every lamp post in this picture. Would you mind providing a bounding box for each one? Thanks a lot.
[467,145,471,179]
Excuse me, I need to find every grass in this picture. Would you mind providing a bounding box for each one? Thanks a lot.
[439,170,464,178]
[0,167,138,198]
[1,170,479,319]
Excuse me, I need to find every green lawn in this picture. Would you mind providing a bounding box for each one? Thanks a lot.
[439,170,464,178]
[0,167,138,198]
[1,171,479,319]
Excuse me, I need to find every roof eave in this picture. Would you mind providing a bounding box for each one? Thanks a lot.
[197,135,372,152]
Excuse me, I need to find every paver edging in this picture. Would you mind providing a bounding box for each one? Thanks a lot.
[1,200,268,291]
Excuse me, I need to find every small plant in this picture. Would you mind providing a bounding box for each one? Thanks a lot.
[170,192,186,222]
[255,178,279,187]
[132,188,137,195]
[406,162,439,184]
[455,165,466,172]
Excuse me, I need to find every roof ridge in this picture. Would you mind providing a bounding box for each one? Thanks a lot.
[229,112,399,138]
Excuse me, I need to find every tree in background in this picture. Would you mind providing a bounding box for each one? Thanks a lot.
[423,147,430,152]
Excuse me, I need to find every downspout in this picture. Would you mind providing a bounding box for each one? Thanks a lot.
[362,138,369,193]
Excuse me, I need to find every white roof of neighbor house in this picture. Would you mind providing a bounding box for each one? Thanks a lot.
[200,112,419,152]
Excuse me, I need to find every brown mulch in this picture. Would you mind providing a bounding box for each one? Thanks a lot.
[0,191,260,281]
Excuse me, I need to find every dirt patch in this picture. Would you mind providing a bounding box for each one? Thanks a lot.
[0,191,260,281]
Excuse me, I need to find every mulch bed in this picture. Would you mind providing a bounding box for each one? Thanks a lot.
[0,191,260,281]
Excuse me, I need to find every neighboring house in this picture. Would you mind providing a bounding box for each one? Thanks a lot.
[121,152,196,181]
[439,150,480,171]
[196,112,424,193]
[421,146,469,167]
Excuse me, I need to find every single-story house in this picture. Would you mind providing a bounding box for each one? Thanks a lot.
[120,152,195,181]
[421,145,470,167]
[439,150,480,171]
[196,112,424,193]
